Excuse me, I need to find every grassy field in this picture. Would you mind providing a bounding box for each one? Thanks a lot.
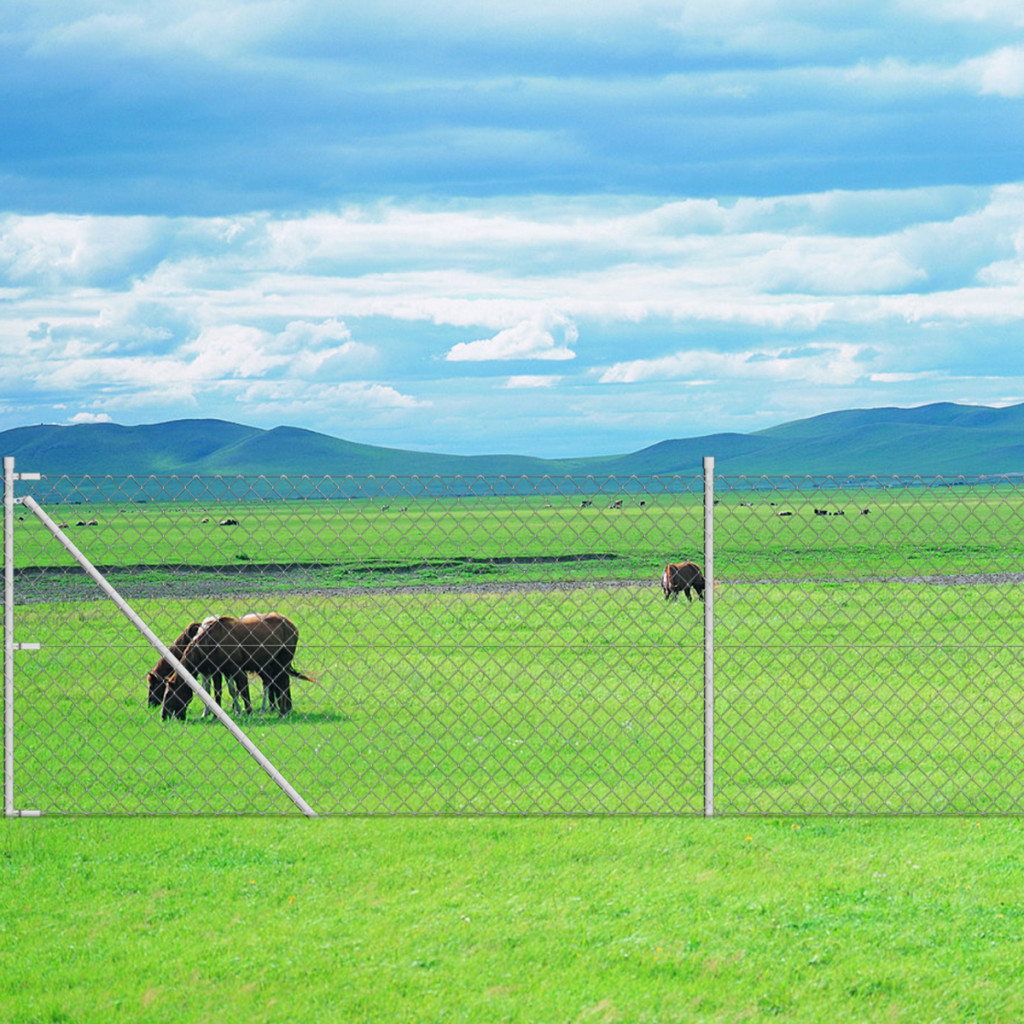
[3,816,1024,1022]
[4,479,1024,1020]
[9,581,1024,817]
[16,480,1024,582]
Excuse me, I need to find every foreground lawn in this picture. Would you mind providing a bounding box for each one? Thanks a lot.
[2,817,1023,1023]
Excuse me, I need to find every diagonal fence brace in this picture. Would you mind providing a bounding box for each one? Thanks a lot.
[20,495,318,818]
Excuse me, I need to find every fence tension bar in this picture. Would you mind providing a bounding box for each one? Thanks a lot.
[19,493,319,819]
[703,456,715,818]
[4,457,42,818]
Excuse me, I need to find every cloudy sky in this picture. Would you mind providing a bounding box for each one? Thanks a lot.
[2,1,1024,456]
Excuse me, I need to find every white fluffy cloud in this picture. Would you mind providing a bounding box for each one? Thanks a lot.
[67,411,114,424]
[599,343,872,387]
[503,375,562,388]
[966,45,1024,96]
[446,316,578,362]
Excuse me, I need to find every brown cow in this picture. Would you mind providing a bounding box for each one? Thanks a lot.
[146,621,245,714]
[661,561,705,603]
[161,612,313,721]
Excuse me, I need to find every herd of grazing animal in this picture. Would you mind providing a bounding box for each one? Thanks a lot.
[146,565,707,721]
[140,495,883,720]
[147,612,314,722]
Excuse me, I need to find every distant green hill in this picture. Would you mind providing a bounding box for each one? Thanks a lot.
[2,403,1023,478]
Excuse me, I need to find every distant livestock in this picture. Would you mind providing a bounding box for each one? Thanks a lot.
[661,562,706,603]
[160,612,313,721]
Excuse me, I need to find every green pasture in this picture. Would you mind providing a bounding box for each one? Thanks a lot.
[8,481,1024,817]
[14,480,1024,587]
[9,579,1024,816]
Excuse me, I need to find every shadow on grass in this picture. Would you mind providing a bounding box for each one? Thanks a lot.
[176,709,354,727]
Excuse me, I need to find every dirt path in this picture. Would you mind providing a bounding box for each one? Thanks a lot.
[14,563,1024,605]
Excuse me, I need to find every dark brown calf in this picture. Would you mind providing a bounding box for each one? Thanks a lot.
[661,561,705,603]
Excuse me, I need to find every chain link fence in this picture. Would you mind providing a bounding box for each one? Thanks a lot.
[4,462,1024,816]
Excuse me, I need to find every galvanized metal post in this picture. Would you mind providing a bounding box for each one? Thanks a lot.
[703,456,715,817]
[4,457,14,817]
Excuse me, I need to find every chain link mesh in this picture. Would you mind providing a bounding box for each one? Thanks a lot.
[5,469,1024,815]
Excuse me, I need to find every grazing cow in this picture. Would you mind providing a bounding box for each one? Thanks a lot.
[580,500,593,508]
[161,612,313,721]
[146,621,241,713]
[661,562,705,603]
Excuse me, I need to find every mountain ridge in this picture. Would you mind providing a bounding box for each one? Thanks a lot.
[2,403,1023,478]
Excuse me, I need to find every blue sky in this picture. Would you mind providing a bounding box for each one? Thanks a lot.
[2,1,1023,457]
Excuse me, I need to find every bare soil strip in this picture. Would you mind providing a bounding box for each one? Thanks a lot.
[14,563,1024,605]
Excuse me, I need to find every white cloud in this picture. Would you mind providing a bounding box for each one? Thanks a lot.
[237,380,427,410]
[964,45,1024,97]
[0,213,167,287]
[868,372,936,383]
[600,343,873,387]
[503,375,562,388]
[913,0,1024,27]
[446,316,578,362]
[41,354,186,391]
[182,325,287,379]
[26,2,295,61]
[275,319,377,377]
[67,411,113,424]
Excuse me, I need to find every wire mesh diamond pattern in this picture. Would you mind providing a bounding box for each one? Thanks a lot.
[5,468,1024,815]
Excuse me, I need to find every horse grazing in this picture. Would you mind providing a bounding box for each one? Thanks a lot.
[147,621,236,711]
[161,612,314,721]
[661,561,705,603]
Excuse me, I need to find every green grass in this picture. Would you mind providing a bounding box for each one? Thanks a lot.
[17,484,1024,582]
[3,816,1024,1022]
